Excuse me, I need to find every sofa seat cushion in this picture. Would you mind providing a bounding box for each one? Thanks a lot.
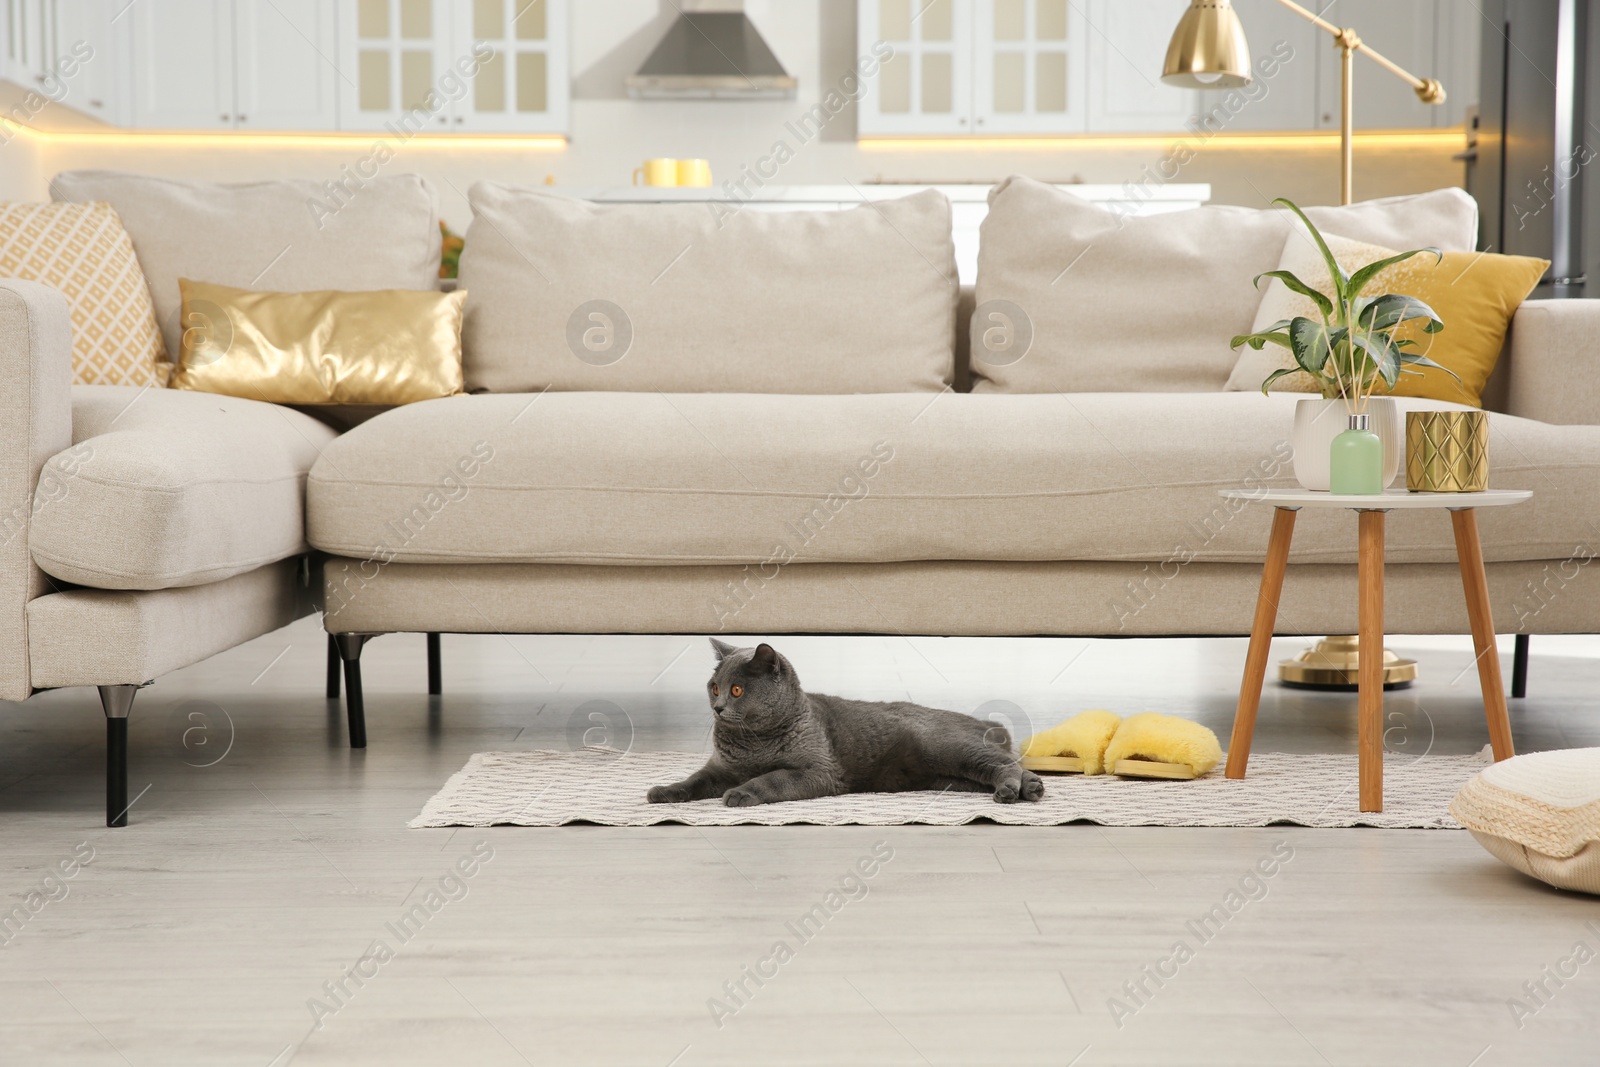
[30,385,338,590]
[306,392,1599,569]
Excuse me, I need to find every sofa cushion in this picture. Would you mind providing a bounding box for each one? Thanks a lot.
[972,177,1479,394]
[457,184,957,394]
[50,170,441,359]
[30,385,338,590]
[306,391,1599,568]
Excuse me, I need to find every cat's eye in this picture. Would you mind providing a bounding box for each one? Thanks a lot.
[731,685,744,698]
[711,684,719,696]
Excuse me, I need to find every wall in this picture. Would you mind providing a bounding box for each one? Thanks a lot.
[11,0,1466,227]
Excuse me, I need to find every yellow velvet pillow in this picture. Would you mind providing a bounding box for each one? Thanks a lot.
[171,279,466,406]
[1227,231,1549,406]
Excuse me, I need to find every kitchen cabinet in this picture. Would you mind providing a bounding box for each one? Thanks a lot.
[44,0,124,126]
[3,0,122,124]
[124,0,234,129]
[0,0,568,132]
[234,0,339,131]
[858,0,1194,136]
[856,0,973,134]
[337,0,568,134]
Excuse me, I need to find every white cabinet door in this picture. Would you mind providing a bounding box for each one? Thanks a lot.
[1313,0,1440,130]
[42,0,125,125]
[2,0,44,87]
[337,0,453,132]
[450,0,567,133]
[858,0,973,135]
[1194,0,1319,133]
[972,0,1083,133]
[234,0,339,130]
[1084,0,1193,132]
[124,0,234,129]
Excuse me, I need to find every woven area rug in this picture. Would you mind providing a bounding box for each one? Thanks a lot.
[410,747,1490,829]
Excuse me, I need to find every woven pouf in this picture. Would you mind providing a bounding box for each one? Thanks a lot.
[1450,747,1600,895]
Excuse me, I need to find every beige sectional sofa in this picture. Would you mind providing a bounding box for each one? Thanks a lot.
[3,171,1597,826]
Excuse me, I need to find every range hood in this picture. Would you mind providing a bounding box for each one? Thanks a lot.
[627,3,796,99]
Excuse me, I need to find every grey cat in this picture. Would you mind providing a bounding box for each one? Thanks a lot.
[646,639,1045,807]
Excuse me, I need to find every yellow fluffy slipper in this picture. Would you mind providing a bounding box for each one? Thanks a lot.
[1103,713,1223,780]
[1019,710,1123,775]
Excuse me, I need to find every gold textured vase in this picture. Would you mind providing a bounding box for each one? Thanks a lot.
[1406,410,1489,492]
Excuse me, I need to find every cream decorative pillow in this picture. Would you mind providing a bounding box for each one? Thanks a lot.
[971,177,1479,393]
[1450,748,1600,895]
[1226,229,1548,406]
[459,184,957,394]
[0,201,167,386]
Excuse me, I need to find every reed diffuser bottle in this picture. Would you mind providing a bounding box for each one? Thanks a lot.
[1330,413,1383,494]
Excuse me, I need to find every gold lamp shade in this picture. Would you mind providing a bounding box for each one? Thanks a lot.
[1162,0,1253,89]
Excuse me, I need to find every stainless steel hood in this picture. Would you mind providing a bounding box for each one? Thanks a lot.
[626,5,796,99]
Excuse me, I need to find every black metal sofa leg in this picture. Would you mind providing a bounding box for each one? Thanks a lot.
[1511,634,1530,699]
[427,632,442,696]
[326,634,341,699]
[98,684,138,827]
[334,634,373,749]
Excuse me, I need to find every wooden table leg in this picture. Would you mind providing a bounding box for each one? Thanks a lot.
[1451,508,1516,761]
[1358,510,1385,813]
[1227,506,1298,779]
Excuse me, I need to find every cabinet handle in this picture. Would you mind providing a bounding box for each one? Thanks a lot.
[237,114,247,122]
[959,116,967,124]
[221,114,229,122]
[89,99,103,108]
[454,116,464,124]
[33,73,44,83]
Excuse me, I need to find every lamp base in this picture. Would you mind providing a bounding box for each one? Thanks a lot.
[1278,635,1417,691]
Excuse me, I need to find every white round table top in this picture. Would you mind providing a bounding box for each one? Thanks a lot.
[1218,488,1531,509]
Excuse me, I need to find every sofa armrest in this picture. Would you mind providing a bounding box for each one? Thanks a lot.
[1506,299,1600,425]
[0,280,74,700]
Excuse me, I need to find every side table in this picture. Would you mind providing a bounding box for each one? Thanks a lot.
[1220,488,1532,812]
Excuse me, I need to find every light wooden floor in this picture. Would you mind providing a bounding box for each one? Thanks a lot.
[2,619,1597,1066]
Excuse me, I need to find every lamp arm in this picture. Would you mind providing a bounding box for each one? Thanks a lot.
[1270,0,1445,103]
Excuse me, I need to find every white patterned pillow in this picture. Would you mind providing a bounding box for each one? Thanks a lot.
[1450,748,1600,895]
[0,200,167,386]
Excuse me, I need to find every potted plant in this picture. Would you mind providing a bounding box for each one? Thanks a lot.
[1232,199,1459,491]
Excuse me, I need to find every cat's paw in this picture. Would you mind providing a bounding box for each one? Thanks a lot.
[993,777,1022,804]
[1019,769,1045,802]
[723,786,764,808]
[647,784,690,804]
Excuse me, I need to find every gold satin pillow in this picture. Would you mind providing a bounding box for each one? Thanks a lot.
[171,279,466,405]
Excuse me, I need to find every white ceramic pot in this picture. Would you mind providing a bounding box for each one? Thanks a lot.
[1291,397,1402,491]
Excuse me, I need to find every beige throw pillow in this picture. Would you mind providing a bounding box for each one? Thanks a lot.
[51,170,442,360]
[0,201,166,387]
[458,184,958,394]
[970,177,1479,393]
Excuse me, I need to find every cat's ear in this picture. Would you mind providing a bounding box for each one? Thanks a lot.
[709,638,739,662]
[751,643,780,674]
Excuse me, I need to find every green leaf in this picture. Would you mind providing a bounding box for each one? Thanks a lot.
[1231,329,1292,351]
[1259,367,1302,395]
[1273,198,1348,304]
[1288,317,1337,376]
[1350,331,1400,389]
[1346,247,1442,300]
[1396,351,1465,385]
[1357,292,1444,334]
[1253,271,1334,317]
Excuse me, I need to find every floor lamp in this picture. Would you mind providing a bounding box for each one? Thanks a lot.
[1161,0,1448,688]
